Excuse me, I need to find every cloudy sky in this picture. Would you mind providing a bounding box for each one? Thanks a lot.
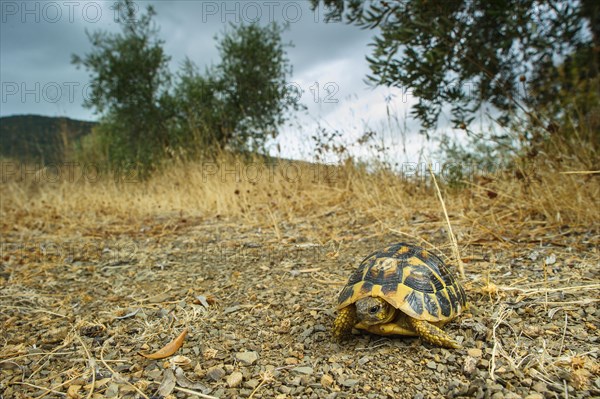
[1,0,436,162]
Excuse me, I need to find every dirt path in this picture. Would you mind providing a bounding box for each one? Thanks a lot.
[1,215,598,398]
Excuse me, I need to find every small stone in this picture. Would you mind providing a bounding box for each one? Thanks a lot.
[300,327,314,340]
[285,357,299,365]
[358,356,371,366]
[244,379,260,389]
[236,351,259,365]
[547,383,565,393]
[491,392,504,399]
[477,358,490,369]
[207,366,225,381]
[279,385,292,394]
[426,361,437,370]
[146,369,162,380]
[105,383,119,398]
[524,394,543,399]
[292,366,314,375]
[290,376,302,386]
[223,305,242,314]
[532,382,547,393]
[321,374,334,388]
[341,378,359,387]
[467,348,483,358]
[226,371,243,388]
[224,364,234,373]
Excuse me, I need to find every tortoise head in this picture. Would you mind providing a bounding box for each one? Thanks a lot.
[355,296,396,326]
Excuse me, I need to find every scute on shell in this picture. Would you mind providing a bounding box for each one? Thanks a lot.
[336,243,467,323]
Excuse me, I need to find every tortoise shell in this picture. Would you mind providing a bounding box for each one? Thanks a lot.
[337,243,467,323]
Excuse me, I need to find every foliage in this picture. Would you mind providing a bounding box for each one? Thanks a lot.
[168,60,227,156]
[529,44,600,157]
[172,23,301,154]
[72,0,172,175]
[311,0,599,145]
[433,133,516,188]
[74,2,298,171]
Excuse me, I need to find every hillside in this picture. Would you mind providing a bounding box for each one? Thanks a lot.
[0,114,96,163]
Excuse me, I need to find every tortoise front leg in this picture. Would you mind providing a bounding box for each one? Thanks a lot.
[332,306,357,340]
[408,318,461,349]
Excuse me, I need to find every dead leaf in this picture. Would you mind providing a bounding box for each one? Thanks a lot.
[115,308,140,320]
[140,328,188,359]
[156,368,176,397]
[175,367,212,393]
[194,294,217,307]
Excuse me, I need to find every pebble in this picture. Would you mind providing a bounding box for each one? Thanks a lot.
[236,351,259,365]
[426,361,437,370]
[105,383,119,398]
[320,374,334,388]
[341,378,359,387]
[206,366,225,381]
[463,356,477,375]
[244,379,260,389]
[477,358,490,369]
[548,382,568,393]
[279,385,292,394]
[223,305,242,314]
[524,394,543,399]
[531,382,547,393]
[146,369,162,380]
[292,366,314,375]
[301,327,314,340]
[358,356,371,366]
[467,348,483,358]
[226,371,243,388]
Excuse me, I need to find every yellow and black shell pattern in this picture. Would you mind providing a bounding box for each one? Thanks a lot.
[337,243,467,322]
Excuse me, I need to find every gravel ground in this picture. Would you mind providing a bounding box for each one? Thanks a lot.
[1,214,598,398]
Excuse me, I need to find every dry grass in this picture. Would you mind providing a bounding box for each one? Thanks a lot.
[1,152,598,246]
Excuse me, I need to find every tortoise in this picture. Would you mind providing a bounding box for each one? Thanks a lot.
[332,243,467,348]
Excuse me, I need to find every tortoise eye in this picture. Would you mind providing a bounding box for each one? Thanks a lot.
[369,305,381,314]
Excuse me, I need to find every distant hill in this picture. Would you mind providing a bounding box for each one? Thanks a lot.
[0,114,96,163]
